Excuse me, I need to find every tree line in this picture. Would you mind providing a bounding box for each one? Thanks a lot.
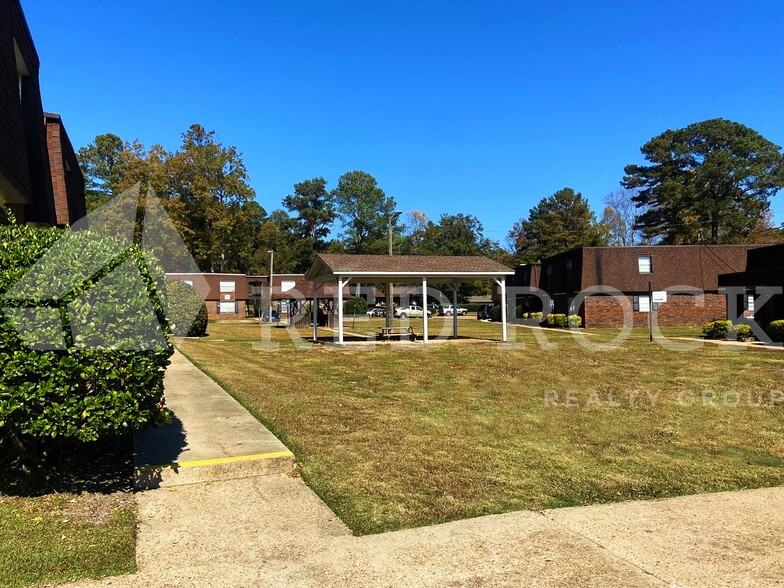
[508,118,784,263]
[78,125,513,275]
[79,118,784,276]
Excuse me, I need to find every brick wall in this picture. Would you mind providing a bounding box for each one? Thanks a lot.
[46,119,68,223]
[0,0,56,225]
[0,0,34,205]
[206,300,247,319]
[584,293,728,328]
[45,114,86,226]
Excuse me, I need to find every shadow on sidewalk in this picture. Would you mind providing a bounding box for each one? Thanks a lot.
[133,411,188,490]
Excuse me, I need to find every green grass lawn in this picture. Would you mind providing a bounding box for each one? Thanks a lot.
[180,318,784,535]
[0,494,136,588]
[0,437,137,587]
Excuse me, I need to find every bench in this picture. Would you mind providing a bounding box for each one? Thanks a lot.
[378,326,418,341]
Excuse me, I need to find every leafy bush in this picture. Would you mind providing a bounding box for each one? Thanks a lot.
[542,313,581,328]
[530,312,543,321]
[515,305,525,319]
[735,324,753,342]
[490,304,502,322]
[343,297,368,315]
[545,313,568,328]
[702,320,734,339]
[0,224,173,461]
[165,280,208,337]
[767,320,784,343]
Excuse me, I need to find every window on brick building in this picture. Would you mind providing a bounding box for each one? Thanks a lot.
[219,280,235,293]
[14,39,29,103]
[638,256,652,273]
[633,294,651,313]
[744,293,755,312]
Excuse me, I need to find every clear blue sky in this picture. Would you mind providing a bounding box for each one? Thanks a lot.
[24,1,784,243]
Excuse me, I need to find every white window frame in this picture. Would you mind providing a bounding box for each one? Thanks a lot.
[218,301,236,314]
[219,280,235,293]
[638,255,652,274]
[182,279,193,287]
[634,294,651,313]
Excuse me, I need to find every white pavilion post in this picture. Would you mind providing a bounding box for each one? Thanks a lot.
[452,282,459,339]
[337,275,344,345]
[422,277,428,343]
[501,276,508,342]
[312,284,318,342]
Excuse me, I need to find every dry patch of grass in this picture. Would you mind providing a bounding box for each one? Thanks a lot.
[180,319,784,534]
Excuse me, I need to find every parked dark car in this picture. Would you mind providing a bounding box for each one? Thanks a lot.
[477,304,495,320]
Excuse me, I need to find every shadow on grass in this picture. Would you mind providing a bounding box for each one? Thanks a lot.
[0,434,134,497]
[0,412,189,496]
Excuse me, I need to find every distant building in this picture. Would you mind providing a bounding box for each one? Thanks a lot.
[248,273,304,318]
[167,273,249,319]
[513,245,760,328]
[0,0,85,226]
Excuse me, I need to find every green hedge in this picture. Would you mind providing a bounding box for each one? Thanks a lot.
[735,324,753,342]
[702,320,734,339]
[165,280,208,337]
[703,320,756,342]
[767,320,784,343]
[542,313,581,328]
[0,224,173,461]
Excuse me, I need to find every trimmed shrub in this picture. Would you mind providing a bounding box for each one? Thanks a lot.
[165,280,208,337]
[567,314,582,328]
[490,304,502,322]
[515,305,525,319]
[530,312,543,321]
[546,313,568,328]
[767,320,784,343]
[343,297,369,315]
[702,320,734,340]
[735,324,753,342]
[0,223,173,461]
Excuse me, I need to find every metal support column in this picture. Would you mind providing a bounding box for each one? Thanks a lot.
[422,277,428,343]
[452,282,459,339]
[312,284,318,342]
[337,276,344,345]
[501,276,508,342]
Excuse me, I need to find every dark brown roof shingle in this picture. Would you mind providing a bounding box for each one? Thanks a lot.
[307,254,513,279]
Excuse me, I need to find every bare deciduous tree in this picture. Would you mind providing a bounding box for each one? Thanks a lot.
[601,187,645,246]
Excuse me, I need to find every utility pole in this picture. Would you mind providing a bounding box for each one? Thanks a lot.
[268,250,274,324]
[386,211,402,328]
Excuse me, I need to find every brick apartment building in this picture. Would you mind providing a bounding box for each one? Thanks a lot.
[513,245,760,328]
[0,0,85,226]
[167,273,250,319]
[719,243,784,328]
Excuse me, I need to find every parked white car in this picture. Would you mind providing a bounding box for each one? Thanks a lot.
[394,305,432,319]
[442,305,468,316]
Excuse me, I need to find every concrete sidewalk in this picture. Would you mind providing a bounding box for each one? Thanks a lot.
[133,350,294,489]
[67,352,784,587]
